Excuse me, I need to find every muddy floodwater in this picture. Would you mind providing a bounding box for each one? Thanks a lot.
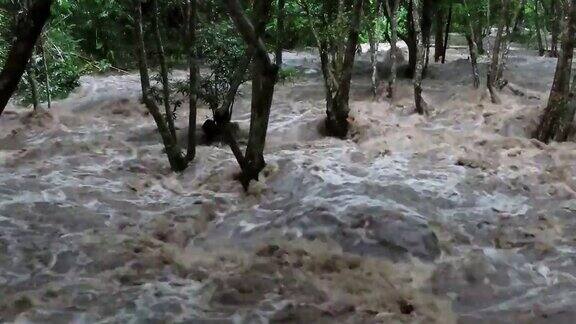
[2,46,576,323]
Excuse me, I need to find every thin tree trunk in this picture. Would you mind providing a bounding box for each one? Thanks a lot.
[487,0,508,104]
[186,0,199,162]
[550,0,560,57]
[275,0,286,67]
[369,1,381,99]
[38,38,51,109]
[0,0,52,117]
[385,0,399,99]
[535,0,576,142]
[134,1,187,172]
[412,0,427,115]
[151,0,177,141]
[434,5,444,62]
[535,0,545,56]
[464,0,480,88]
[26,67,40,110]
[224,0,279,188]
[442,4,452,64]
[497,0,524,87]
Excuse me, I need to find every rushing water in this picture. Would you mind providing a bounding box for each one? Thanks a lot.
[1,48,576,323]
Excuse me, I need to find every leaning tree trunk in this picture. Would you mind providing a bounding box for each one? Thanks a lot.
[434,4,444,62]
[487,0,508,104]
[412,0,427,115]
[134,1,187,172]
[151,0,177,141]
[0,0,52,117]
[38,37,51,109]
[186,0,199,162]
[464,0,480,88]
[224,0,279,188]
[534,0,576,143]
[385,0,400,99]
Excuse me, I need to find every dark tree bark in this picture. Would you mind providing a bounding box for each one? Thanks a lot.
[549,0,560,57]
[38,38,51,109]
[412,0,427,115]
[134,1,187,172]
[434,4,444,62]
[422,0,433,71]
[151,0,177,141]
[0,0,52,118]
[535,0,576,142]
[224,0,279,188]
[385,0,400,99]
[535,0,545,56]
[186,0,199,162]
[441,4,452,64]
[275,0,286,67]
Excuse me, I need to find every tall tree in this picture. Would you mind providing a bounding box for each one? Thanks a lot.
[134,0,188,172]
[224,0,279,188]
[0,0,53,117]
[434,3,445,62]
[186,0,200,162]
[301,0,364,138]
[534,0,576,142]
[385,0,400,99]
[275,0,286,67]
[487,0,509,104]
[412,0,427,115]
[463,0,480,89]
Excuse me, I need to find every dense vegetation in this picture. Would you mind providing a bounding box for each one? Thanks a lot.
[0,0,575,187]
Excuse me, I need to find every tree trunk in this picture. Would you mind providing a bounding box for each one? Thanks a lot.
[186,0,199,162]
[496,0,524,87]
[464,0,480,88]
[535,0,576,142]
[275,0,286,67]
[26,67,40,110]
[39,40,51,109]
[442,4,452,64]
[412,0,427,115]
[487,0,508,104]
[0,0,52,117]
[151,0,177,141]
[134,1,187,172]
[405,0,417,76]
[422,0,433,72]
[368,1,381,99]
[434,5,444,62]
[549,0,560,57]
[385,0,400,99]
[535,0,545,56]
[224,0,279,188]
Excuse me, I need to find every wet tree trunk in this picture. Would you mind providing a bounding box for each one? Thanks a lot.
[0,0,52,117]
[151,0,177,141]
[134,1,187,172]
[487,0,508,104]
[422,0,433,72]
[368,0,382,99]
[186,0,199,162]
[535,0,545,56]
[26,67,40,110]
[225,0,279,188]
[385,0,400,99]
[326,0,363,137]
[549,0,561,57]
[434,5,444,62]
[442,4,452,64]
[534,0,576,143]
[464,0,480,89]
[39,40,51,109]
[275,0,286,67]
[496,0,525,87]
[412,0,427,115]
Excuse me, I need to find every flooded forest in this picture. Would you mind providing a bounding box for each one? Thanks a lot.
[2,0,576,323]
